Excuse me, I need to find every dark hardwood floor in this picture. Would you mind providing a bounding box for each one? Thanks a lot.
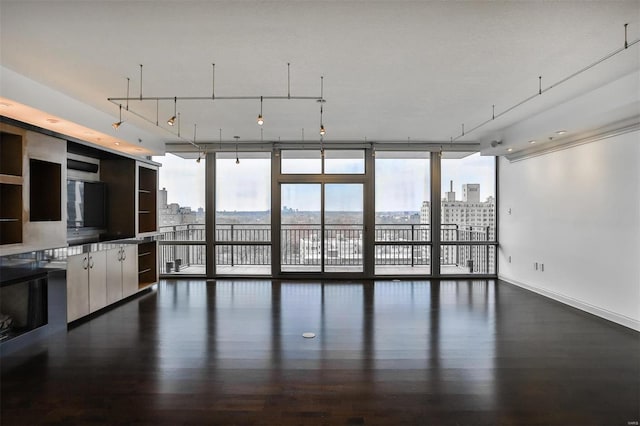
[1,279,638,425]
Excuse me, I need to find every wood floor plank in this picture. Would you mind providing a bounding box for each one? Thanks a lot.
[1,279,638,425]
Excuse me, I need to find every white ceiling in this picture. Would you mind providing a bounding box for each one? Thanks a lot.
[1,1,639,155]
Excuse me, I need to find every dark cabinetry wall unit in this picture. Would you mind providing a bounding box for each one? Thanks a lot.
[101,157,136,239]
[1,123,67,253]
[0,131,23,245]
[138,166,158,234]
[137,241,157,288]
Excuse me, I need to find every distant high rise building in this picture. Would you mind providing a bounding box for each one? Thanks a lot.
[462,184,480,203]
[159,187,168,209]
[420,201,430,225]
[158,187,204,227]
[420,181,496,273]
[445,180,456,202]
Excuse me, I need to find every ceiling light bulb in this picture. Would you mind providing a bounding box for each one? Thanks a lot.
[556,130,567,135]
[320,125,326,136]
[257,114,264,126]
[167,115,176,126]
[507,148,513,152]
[529,140,536,144]
[112,121,122,130]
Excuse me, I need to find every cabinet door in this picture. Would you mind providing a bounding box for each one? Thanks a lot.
[67,254,89,322]
[105,247,123,304]
[88,250,107,313]
[122,244,138,298]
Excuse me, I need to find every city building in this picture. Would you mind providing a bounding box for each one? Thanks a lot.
[1,2,637,425]
[159,187,205,227]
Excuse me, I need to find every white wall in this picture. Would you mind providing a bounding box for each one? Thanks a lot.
[499,130,640,330]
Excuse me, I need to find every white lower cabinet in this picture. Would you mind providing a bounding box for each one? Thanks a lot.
[106,245,138,302]
[67,244,139,323]
[67,251,107,322]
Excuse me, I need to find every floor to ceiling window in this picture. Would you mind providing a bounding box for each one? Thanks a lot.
[278,150,366,275]
[153,153,206,276]
[215,152,271,275]
[374,151,430,275]
[440,153,496,274]
[160,147,496,278]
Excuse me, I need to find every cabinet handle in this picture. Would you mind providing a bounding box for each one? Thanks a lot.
[89,255,94,269]
[83,256,88,270]
[117,248,122,261]
[122,248,126,261]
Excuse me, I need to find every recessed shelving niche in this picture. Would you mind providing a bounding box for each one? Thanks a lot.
[137,241,157,288]
[137,166,157,234]
[0,131,23,245]
[30,159,61,222]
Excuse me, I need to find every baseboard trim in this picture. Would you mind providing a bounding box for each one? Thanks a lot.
[498,274,640,332]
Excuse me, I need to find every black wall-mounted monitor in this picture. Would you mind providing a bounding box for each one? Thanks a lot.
[66,180,106,229]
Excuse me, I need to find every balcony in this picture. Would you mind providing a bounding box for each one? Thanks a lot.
[158,223,495,276]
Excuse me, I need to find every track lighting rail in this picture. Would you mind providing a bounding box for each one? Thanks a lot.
[108,63,327,148]
[108,95,322,102]
[451,26,639,142]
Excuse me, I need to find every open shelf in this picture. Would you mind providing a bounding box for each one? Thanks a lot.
[137,166,157,234]
[137,241,157,288]
[0,131,23,246]
[0,184,23,245]
[0,131,23,177]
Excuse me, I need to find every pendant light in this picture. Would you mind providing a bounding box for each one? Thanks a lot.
[167,97,177,126]
[257,96,264,125]
[319,76,326,136]
[234,136,240,164]
[112,104,123,129]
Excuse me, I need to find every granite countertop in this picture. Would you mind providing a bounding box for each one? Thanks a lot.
[0,265,61,286]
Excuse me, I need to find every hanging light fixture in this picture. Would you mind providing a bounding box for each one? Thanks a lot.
[319,76,326,136]
[167,97,177,126]
[112,104,123,129]
[257,96,264,125]
[234,136,240,164]
[108,63,326,143]
[193,123,199,163]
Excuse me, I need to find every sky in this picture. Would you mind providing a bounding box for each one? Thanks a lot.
[154,152,495,212]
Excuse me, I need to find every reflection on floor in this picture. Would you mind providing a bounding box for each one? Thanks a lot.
[1,279,638,425]
[166,264,477,275]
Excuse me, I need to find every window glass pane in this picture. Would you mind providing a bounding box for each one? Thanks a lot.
[323,150,365,174]
[216,152,271,275]
[153,153,206,276]
[374,151,430,275]
[441,153,496,242]
[281,150,322,174]
[281,184,321,272]
[325,184,363,273]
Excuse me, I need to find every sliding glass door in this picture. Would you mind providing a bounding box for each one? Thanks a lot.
[281,184,321,272]
[280,183,364,274]
[324,184,363,273]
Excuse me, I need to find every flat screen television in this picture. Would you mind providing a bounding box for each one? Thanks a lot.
[66,180,106,229]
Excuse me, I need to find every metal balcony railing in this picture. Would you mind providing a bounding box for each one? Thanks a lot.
[158,223,495,274]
